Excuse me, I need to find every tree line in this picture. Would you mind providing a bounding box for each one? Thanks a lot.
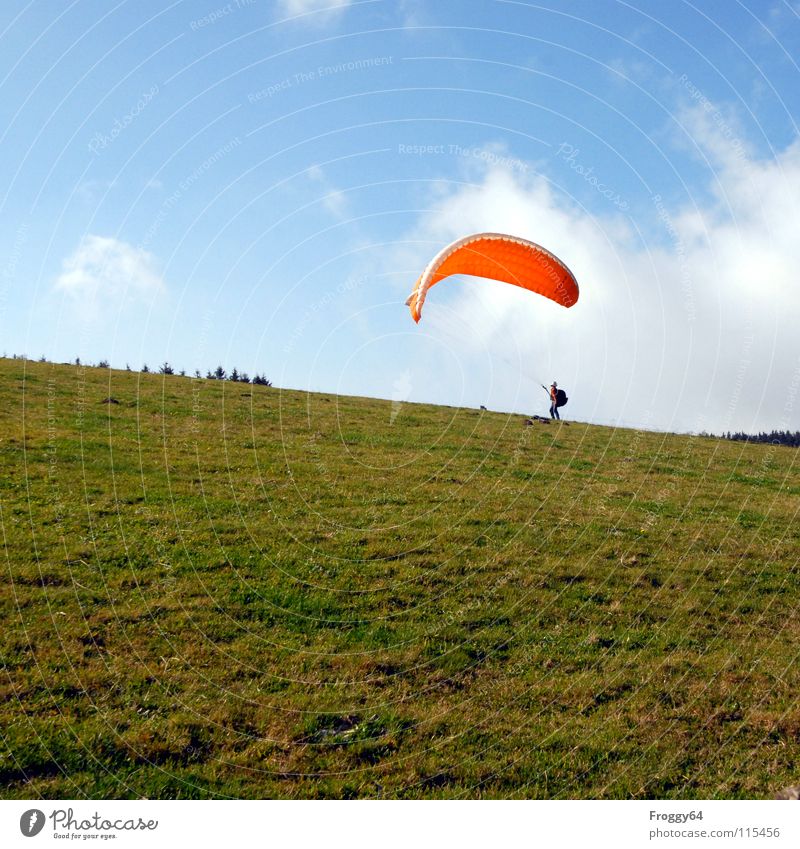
[722,430,800,448]
[4,353,272,387]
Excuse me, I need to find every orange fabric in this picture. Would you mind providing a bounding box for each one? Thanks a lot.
[407,234,579,323]
[550,385,557,403]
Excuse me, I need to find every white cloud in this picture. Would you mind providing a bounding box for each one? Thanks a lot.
[55,235,164,312]
[393,118,800,434]
[277,0,352,20]
[307,164,348,218]
[396,0,434,28]
[76,179,116,204]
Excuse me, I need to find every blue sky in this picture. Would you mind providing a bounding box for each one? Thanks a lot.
[2,0,799,432]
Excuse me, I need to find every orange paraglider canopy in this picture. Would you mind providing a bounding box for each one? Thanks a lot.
[405,232,579,323]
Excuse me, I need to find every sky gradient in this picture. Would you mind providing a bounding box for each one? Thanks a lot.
[2,0,799,433]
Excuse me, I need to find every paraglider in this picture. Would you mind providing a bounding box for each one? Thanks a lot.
[405,232,579,323]
[542,381,568,419]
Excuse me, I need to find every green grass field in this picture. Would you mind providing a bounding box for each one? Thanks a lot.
[1,356,798,799]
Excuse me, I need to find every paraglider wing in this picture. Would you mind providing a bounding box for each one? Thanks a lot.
[406,233,579,323]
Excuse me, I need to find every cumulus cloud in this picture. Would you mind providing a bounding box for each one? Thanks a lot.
[395,120,800,434]
[55,235,164,313]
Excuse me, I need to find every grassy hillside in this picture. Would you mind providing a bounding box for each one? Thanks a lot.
[1,357,798,799]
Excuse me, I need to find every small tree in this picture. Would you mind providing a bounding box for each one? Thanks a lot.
[240,372,250,384]
[214,365,226,380]
[75,357,81,366]
[142,363,150,373]
[229,367,240,382]
[194,369,202,379]
[179,369,186,377]
[159,362,174,375]
[97,359,110,368]
[125,363,132,371]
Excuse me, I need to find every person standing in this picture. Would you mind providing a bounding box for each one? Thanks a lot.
[542,381,560,420]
